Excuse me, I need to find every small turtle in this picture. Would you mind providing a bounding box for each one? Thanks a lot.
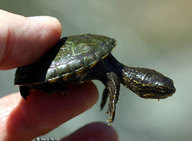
[14,34,176,123]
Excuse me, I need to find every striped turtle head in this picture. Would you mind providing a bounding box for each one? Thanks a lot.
[121,67,176,99]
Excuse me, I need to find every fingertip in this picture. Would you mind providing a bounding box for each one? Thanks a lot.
[27,16,62,40]
[62,122,119,141]
[0,11,62,69]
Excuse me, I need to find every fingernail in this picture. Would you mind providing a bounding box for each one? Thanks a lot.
[28,16,59,23]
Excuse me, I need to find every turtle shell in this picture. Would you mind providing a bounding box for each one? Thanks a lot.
[14,34,116,85]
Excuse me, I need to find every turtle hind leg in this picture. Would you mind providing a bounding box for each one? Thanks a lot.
[20,86,31,100]
[102,72,120,124]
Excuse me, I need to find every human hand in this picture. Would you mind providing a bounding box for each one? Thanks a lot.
[0,10,118,141]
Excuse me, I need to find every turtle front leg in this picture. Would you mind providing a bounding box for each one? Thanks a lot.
[101,72,120,124]
[100,88,108,111]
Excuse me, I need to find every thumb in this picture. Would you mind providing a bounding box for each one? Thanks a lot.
[0,10,62,70]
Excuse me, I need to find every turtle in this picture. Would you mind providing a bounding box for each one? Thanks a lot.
[14,34,176,123]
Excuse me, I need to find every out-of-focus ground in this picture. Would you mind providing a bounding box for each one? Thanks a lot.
[0,1,191,141]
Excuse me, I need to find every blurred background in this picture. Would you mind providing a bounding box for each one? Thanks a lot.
[0,0,191,141]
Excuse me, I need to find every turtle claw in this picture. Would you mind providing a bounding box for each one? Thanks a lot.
[107,108,116,125]
[20,86,31,100]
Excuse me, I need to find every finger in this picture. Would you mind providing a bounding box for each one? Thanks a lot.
[0,10,62,70]
[62,122,119,141]
[0,81,98,141]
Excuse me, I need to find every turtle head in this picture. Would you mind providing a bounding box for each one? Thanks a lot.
[121,66,176,99]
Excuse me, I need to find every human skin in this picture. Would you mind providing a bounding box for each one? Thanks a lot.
[0,10,119,141]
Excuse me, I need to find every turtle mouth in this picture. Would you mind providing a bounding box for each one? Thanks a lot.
[138,89,175,99]
[137,84,176,99]
[139,93,162,99]
[141,93,171,99]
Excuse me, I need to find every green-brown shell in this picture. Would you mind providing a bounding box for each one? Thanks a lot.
[14,34,116,85]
